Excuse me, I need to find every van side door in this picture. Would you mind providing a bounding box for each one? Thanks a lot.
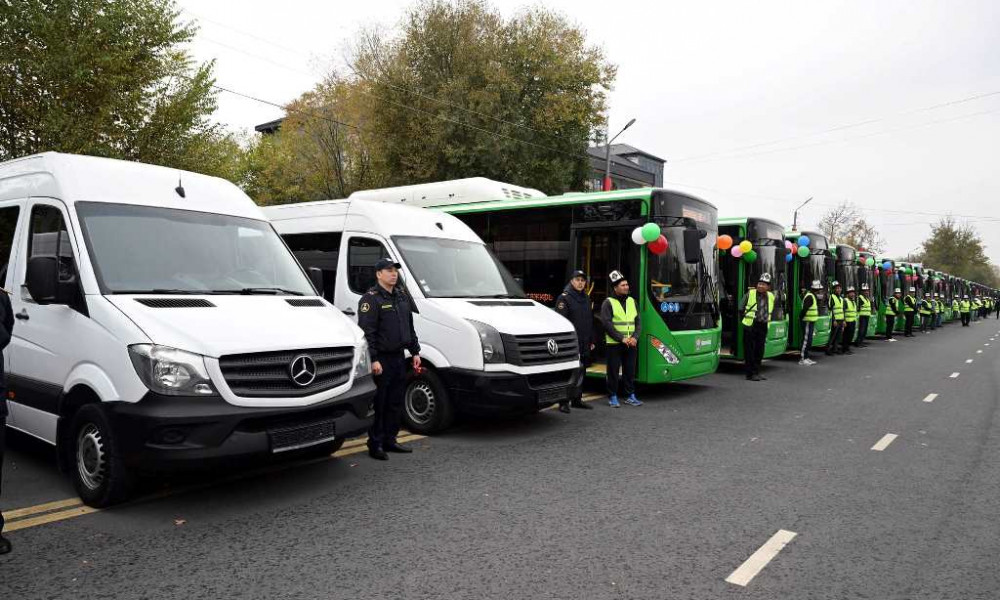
[7,199,87,443]
[335,235,392,322]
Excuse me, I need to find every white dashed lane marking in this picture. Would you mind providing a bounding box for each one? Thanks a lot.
[966,359,974,364]
[923,393,938,403]
[950,372,961,379]
[725,530,798,587]
[871,433,898,452]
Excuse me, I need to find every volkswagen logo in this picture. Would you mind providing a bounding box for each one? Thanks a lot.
[289,355,318,387]
[546,338,559,356]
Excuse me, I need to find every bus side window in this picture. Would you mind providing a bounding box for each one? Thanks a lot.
[283,232,343,302]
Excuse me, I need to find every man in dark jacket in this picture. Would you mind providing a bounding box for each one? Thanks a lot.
[555,270,594,413]
[0,288,14,555]
[358,259,421,461]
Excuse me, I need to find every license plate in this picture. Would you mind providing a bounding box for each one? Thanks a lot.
[537,387,567,405]
[268,419,337,453]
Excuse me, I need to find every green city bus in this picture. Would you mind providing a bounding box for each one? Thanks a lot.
[442,188,722,384]
[856,250,881,339]
[718,217,790,360]
[784,230,833,351]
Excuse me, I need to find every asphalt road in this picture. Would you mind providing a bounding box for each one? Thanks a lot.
[3,316,1000,599]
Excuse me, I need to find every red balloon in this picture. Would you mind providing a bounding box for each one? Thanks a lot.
[791,243,798,255]
[648,234,668,255]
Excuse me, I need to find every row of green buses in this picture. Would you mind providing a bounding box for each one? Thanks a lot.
[372,180,994,388]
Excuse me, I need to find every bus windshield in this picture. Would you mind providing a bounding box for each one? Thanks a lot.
[749,243,787,320]
[648,223,719,330]
[801,251,829,314]
[393,235,525,299]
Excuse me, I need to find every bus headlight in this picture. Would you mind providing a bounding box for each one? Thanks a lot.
[468,319,506,364]
[649,336,680,365]
[129,345,217,396]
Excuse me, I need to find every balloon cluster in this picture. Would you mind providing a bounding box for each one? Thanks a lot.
[631,223,668,255]
[858,257,875,267]
[717,235,759,263]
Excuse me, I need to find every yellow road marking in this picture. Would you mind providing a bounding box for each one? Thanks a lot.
[2,497,83,521]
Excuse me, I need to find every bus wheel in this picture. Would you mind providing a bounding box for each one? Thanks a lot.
[71,404,133,508]
[404,368,454,434]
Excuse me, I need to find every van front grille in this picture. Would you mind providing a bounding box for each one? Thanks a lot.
[219,347,354,398]
[502,332,579,366]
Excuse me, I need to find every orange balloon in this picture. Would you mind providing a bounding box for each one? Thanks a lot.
[717,234,733,251]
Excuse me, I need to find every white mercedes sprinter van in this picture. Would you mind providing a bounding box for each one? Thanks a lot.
[0,153,374,506]
[264,199,582,434]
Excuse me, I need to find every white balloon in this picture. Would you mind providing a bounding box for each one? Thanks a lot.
[631,227,646,245]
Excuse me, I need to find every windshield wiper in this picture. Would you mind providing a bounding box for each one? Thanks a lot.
[112,289,215,295]
[236,287,304,296]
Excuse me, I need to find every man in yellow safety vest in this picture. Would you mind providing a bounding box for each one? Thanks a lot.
[885,287,902,342]
[600,270,641,407]
[798,279,823,365]
[903,286,918,337]
[854,283,873,348]
[842,286,858,355]
[739,272,774,381]
[826,281,846,355]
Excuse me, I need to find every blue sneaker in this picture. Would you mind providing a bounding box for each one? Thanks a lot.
[624,394,643,406]
[608,395,620,408]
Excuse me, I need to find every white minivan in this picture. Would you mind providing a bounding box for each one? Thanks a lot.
[0,153,374,506]
[264,199,582,433]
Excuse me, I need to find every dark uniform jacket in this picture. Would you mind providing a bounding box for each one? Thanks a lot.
[357,285,420,362]
[555,285,593,360]
[0,291,13,419]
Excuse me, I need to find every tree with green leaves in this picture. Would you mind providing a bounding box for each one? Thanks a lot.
[919,216,998,287]
[0,0,241,179]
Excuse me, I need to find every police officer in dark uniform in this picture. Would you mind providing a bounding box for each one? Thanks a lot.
[555,270,594,413]
[0,287,14,555]
[358,259,421,461]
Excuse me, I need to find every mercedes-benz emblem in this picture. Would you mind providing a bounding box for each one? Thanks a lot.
[546,338,559,356]
[289,355,318,387]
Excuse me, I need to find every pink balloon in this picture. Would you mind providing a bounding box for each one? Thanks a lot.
[784,240,794,250]
[731,246,744,258]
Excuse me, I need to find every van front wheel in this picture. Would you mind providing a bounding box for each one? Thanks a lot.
[404,369,454,434]
[71,404,133,508]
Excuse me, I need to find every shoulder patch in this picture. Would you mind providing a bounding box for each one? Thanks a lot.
[360,302,371,313]
[557,301,566,310]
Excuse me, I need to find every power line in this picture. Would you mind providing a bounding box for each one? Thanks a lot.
[671,89,1000,164]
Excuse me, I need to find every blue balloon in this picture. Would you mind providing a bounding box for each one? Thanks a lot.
[882,261,892,270]
[785,252,794,263]
[798,235,810,247]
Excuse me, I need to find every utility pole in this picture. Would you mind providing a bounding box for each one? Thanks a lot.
[791,197,813,232]
[603,118,636,191]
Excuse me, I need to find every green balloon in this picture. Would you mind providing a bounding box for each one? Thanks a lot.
[743,249,758,263]
[867,257,875,267]
[641,223,661,243]
[797,245,810,258]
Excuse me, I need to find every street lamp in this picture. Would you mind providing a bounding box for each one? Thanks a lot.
[603,118,636,191]
[791,197,813,232]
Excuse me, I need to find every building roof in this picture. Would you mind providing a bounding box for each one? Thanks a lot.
[591,143,667,164]
[255,118,285,134]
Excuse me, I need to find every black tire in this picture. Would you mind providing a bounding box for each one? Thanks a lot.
[403,368,454,434]
[70,404,133,508]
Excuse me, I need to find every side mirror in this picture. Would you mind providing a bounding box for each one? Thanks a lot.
[307,267,324,295]
[824,256,836,274]
[684,229,705,264]
[26,256,58,304]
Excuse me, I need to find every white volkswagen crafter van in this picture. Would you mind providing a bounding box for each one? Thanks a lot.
[0,153,374,507]
[264,199,582,434]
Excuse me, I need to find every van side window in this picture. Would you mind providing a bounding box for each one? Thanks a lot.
[0,206,21,286]
[347,237,389,294]
[284,232,343,302]
[29,204,76,285]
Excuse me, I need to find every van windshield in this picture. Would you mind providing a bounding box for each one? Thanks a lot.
[393,235,525,299]
[76,202,314,295]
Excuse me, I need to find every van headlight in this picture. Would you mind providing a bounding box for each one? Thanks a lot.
[468,319,506,364]
[354,341,372,378]
[129,345,217,396]
[649,336,680,365]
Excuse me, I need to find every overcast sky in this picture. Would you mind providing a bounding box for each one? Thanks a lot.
[175,0,1000,262]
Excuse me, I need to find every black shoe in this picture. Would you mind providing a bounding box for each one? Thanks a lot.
[368,446,388,460]
[558,403,571,414]
[750,375,762,381]
[0,536,10,555]
[570,400,593,410]
[385,442,413,454]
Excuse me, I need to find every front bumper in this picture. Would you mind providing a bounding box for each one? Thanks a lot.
[441,366,583,416]
[106,376,376,470]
